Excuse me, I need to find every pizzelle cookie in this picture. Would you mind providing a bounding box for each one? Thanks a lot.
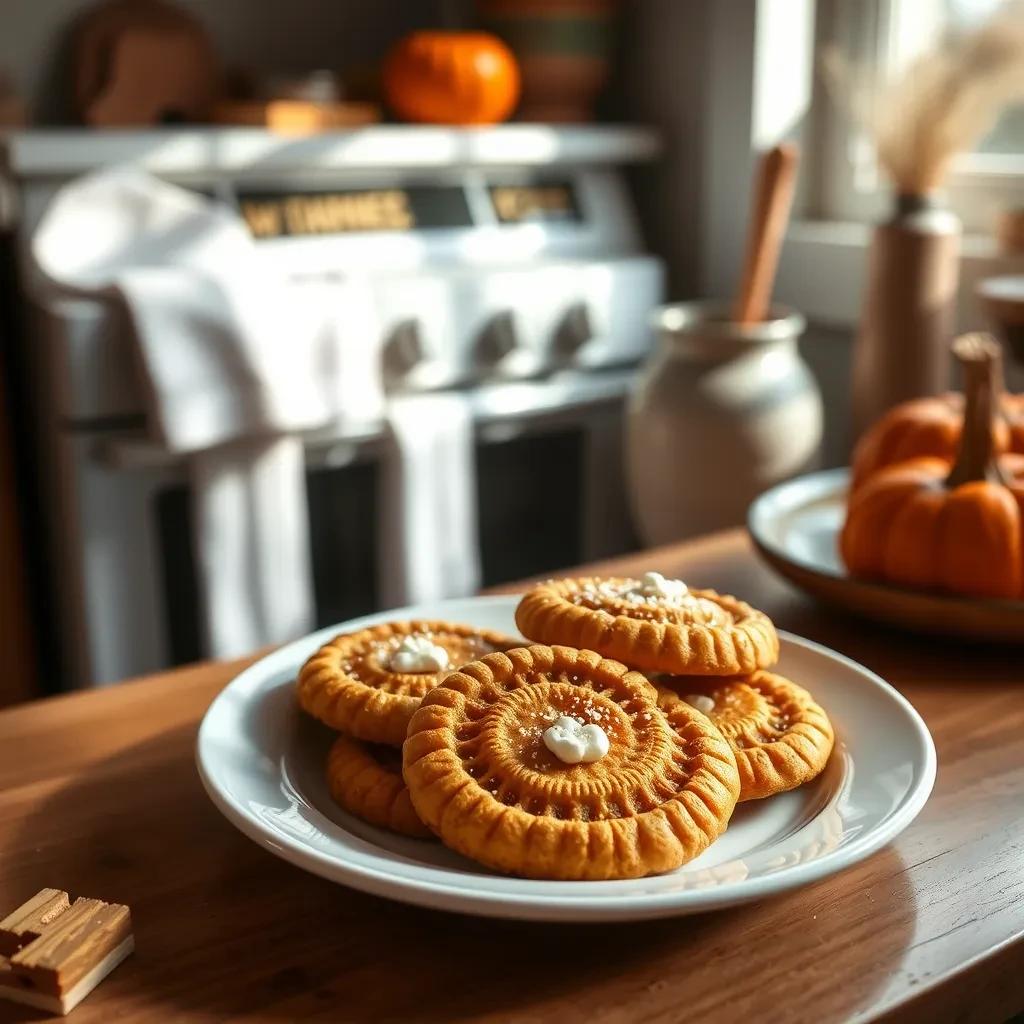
[325,735,432,839]
[515,573,779,676]
[297,621,518,746]
[656,671,834,801]
[402,644,740,880]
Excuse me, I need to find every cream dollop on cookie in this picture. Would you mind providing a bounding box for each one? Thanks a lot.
[629,571,689,603]
[389,635,449,673]
[542,716,610,765]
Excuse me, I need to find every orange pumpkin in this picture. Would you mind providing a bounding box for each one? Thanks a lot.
[841,334,1024,600]
[384,31,520,125]
[850,387,1024,489]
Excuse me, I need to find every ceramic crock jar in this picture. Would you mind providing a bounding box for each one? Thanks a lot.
[627,302,823,544]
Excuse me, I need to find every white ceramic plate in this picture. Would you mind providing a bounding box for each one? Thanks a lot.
[196,595,935,922]
[749,468,1024,641]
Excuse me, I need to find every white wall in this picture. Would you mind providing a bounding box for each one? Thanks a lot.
[610,0,711,299]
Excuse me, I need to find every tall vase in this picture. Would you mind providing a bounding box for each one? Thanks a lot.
[851,194,961,438]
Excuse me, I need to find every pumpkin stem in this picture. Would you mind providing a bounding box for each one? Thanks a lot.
[946,332,1006,487]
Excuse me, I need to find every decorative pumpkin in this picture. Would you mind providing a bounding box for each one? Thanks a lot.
[850,386,1024,489]
[841,334,1024,600]
[383,31,520,125]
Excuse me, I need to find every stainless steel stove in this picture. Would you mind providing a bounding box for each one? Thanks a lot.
[2,125,664,687]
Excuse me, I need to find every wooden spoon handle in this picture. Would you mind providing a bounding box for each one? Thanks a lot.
[732,143,799,325]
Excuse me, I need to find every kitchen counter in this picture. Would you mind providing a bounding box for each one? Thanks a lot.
[1,529,1021,1023]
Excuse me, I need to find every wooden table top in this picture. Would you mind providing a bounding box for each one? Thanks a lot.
[1,529,1021,1024]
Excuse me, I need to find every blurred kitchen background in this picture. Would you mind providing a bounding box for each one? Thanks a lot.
[1,0,1022,701]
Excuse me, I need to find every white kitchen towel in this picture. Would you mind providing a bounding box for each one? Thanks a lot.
[379,392,481,608]
[190,437,314,658]
[315,272,386,430]
[28,168,370,657]
[30,168,339,450]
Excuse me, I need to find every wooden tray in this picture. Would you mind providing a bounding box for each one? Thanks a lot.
[748,468,1024,642]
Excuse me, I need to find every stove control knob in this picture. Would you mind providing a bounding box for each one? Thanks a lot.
[478,310,518,361]
[556,302,613,367]
[555,302,596,357]
[477,310,541,379]
[383,318,444,389]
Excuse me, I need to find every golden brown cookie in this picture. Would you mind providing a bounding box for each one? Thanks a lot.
[403,644,740,880]
[297,621,518,746]
[656,671,834,801]
[325,734,432,838]
[515,574,779,676]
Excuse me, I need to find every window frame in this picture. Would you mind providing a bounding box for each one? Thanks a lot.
[692,0,1024,348]
[814,0,1024,232]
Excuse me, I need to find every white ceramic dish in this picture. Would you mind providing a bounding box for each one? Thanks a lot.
[196,595,935,922]
[749,468,1024,642]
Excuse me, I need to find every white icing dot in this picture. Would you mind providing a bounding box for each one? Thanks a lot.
[542,715,610,765]
[633,571,689,601]
[389,635,449,673]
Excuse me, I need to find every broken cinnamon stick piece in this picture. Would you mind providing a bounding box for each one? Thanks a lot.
[0,889,133,1015]
[0,888,70,956]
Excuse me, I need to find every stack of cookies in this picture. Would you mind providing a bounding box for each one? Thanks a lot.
[296,573,834,880]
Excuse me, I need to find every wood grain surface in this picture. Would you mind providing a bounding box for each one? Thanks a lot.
[0,530,1021,1023]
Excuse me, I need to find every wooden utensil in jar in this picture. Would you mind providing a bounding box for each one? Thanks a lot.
[732,143,799,325]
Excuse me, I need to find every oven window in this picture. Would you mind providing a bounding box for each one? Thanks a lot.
[306,461,380,626]
[155,485,202,666]
[155,429,589,664]
[476,428,584,586]
[154,460,380,666]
